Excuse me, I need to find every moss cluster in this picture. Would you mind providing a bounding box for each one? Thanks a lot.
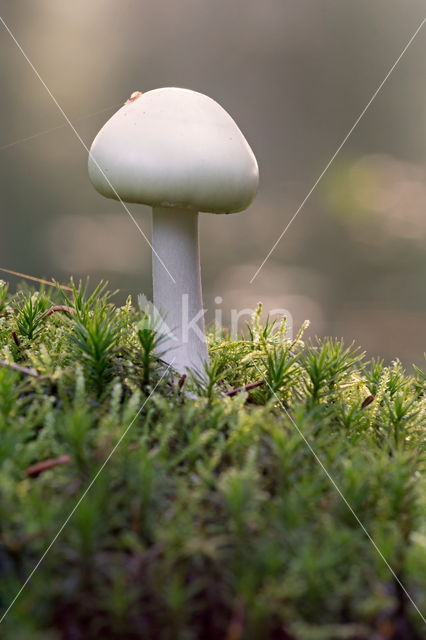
[0,280,424,639]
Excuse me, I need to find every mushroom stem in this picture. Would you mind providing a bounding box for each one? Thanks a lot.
[152,206,208,374]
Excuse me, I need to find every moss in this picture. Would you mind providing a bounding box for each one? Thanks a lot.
[0,280,424,639]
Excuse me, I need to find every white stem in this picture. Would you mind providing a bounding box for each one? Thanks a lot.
[152,207,208,375]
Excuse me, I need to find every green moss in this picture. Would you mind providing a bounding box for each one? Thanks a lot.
[0,280,424,639]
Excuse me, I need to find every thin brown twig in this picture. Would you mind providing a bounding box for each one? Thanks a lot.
[225,597,245,640]
[11,330,21,347]
[41,305,75,319]
[0,267,72,291]
[26,455,71,477]
[0,360,39,377]
[225,380,264,397]
[361,395,375,409]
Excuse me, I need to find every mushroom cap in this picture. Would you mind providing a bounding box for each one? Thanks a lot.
[88,87,259,214]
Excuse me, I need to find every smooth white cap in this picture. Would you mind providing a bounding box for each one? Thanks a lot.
[88,87,259,214]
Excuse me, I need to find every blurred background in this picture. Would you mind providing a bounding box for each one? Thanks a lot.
[0,0,425,364]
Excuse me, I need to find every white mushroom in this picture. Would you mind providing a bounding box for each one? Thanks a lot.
[88,87,259,375]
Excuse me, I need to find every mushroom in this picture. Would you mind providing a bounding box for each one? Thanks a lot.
[88,87,258,374]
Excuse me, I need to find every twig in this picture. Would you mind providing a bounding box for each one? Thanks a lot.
[0,267,72,291]
[0,360,39,377]
[41,305,75,319]
[225,380,264,397]
[225,597,245,640]
[11,330,21,347]
[178,373,187,390]
[361,395,375,409]
[25,455,71,477]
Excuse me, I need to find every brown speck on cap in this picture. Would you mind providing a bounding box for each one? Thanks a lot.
[125,90,143,105]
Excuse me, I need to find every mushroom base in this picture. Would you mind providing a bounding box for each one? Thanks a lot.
[151,207,208,375]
